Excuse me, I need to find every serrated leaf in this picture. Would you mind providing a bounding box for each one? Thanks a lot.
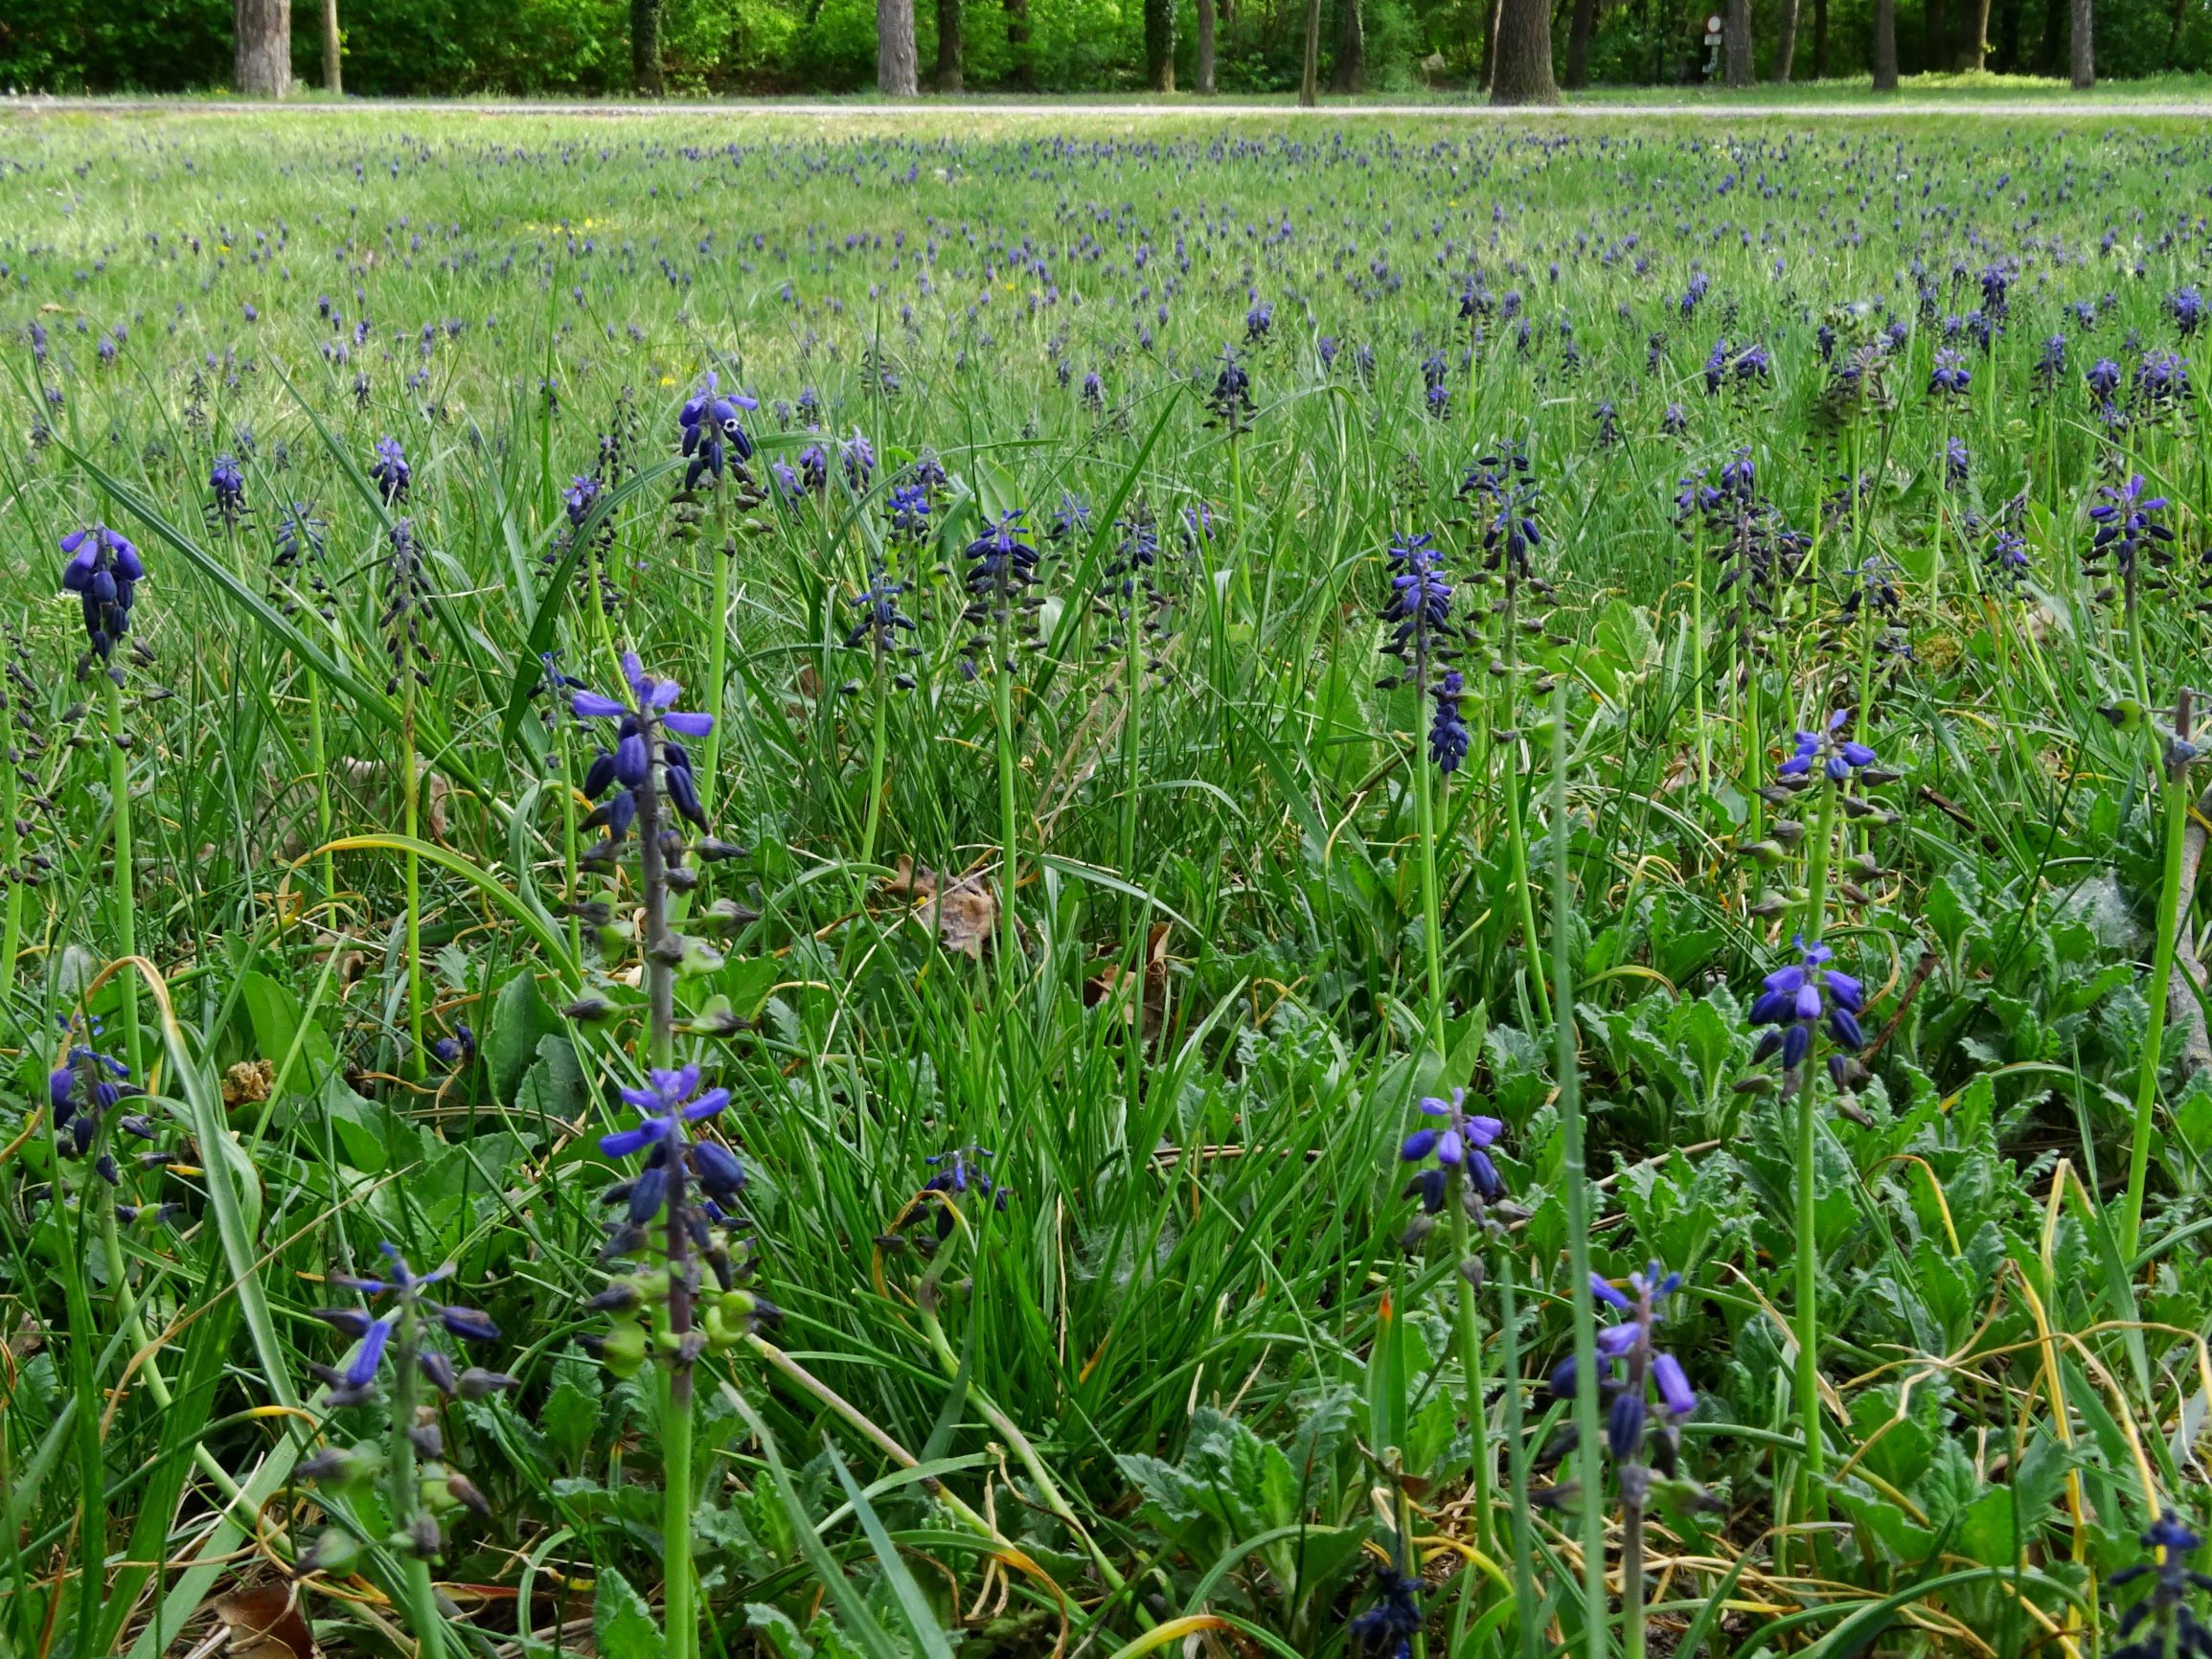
[592,1567,663,1659]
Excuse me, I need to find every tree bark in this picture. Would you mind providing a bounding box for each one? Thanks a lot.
[1998,0,2019,68]
[1772,0,1798,78]
[1956,0,1989,67]
[2068,0,2091,84]
[2169,0,2186,64]
[1924,0,1944,71]
[321,0,341,92]
[631,0,663,94]
[1490,0,1560,101]
[1197,0,1218,89]
[878,0,919,93]
[2037,0,2063,69]
[1564,0,1596,87]
[1723,0,1751,82]
[1813,0,1828,74]
[1331,0,1362,89]
[1483,0,1504,87]
[1872,0,1898,85]
[1004,0,1033,85]
[1298,0,1322,102]
[936,0,963,90]
[1145,0,1175,88]
[234,0,290,96]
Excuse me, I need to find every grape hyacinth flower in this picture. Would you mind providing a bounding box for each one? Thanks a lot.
[369,436,410,504]
[1778,708,1879,784]
[206,453,247,531]
[1748,934,1866,1078]
[678,370,758,489]
[2086,474,2176,613]
[886,481,931,545]
[59,527,144,663]
[1376,533,1465,776]
[959,511,1043,678]
[47,1016,145,1176]
[300,1242,516,1569]
[2109,1511,2212,1659]
[1943,436,1970,489]
[1928,349,1972,398]
[1398,1088,1506,1223]
[1206,350,1255,434]
[844,563,921,692]
[571,653,718,862]
[590,1064,773,1375]
[1347,1565,1425,1659]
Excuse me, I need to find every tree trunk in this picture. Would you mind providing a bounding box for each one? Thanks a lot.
[1998,0,2019,67]
[1483,0,1504,87]
[234,0,290,96]
[878,0,919,93]
[631,0,663,93]
[1813,0,1828,75]
[2068,0,2090,83]
[2037,0,2063,69]
[1723,0,1751,82]
[1956,0,1988,66]
[1197,0,1218,89]
[1773,0,1798,77]
[1145,0,1175,87]
[1004,0,1032,85]
[320,0,341,92]
[1872,0,1898,85]
[1331,0,1362,88]
[1298,0,1321,102]
[1564,0,1596,87]
[1924,0,1944,71]
[936,0,963,90]
[2167,0,2185,63]
[1490,0,1560,100]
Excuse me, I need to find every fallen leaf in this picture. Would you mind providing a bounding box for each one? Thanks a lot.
[340,758,451,841]
[932,876,997,960]
[1083,923,1171,1034]
[222,1058,275,1108]
[212,1582,318,1659]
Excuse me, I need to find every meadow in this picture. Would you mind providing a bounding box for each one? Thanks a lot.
[3,107,2212,1659]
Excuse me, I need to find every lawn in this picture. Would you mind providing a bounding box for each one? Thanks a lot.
[3,105,2211,1659]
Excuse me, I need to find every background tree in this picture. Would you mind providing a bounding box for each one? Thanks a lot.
[2071,0,2094,80]
[1813,0,1829,72]
[1724,0,1752,80]
[321,0,340,91]
[1197,0,1218,90]
[1564,0,1596,87]
[936,0,962,90]
[1773,0,1799,77]
[1956,0,1990,63]
[1298,0,1321,102]
[1874,0,1900,83]
[878,0,917,92]
[1490,0,1558,101]
[631,0,661,92]
[1331,0,1362,90]
[233,0,288,94]
[1004,0,1031,86]
[1144,0,1174,88]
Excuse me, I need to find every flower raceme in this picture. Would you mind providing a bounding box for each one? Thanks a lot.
[1749,935,1866,1075]
[1779,709,1878,784]
[59,526,144,661]
[678,370,758,489]
[571,654,716,853]
[1399,1088,1506,1209]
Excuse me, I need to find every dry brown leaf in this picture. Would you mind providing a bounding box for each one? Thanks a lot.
[932,877,997,961]
[212,1582,318,1659]
[340,757,451,841]
[878,857,995,958]
[1083,923,1171,1034]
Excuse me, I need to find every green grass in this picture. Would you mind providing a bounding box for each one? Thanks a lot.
[1,105,2210,1659]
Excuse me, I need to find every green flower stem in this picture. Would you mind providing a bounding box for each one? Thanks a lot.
[400,666,424,1082]
[1548,676,1605,1659]
[1794,776,1838,1558]
[1495,1251,1539,1659]
[2122,699,2195,1265]
[389,1299,448,1659]
[0,724,21,1009]
[1501,576,1552,1026]
[1445,1188,1494,1563]
[859,644,892,872]
[994,610,1021,975]
[1411,750,1448,1054]
[635,732,698,1659]
[101,674,141,1074]
[308,674,336,909]
[701,484,732,810]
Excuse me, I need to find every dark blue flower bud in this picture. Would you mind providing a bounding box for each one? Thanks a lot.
[438,1305,501,1344]
[1608,1390,1647,1461]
